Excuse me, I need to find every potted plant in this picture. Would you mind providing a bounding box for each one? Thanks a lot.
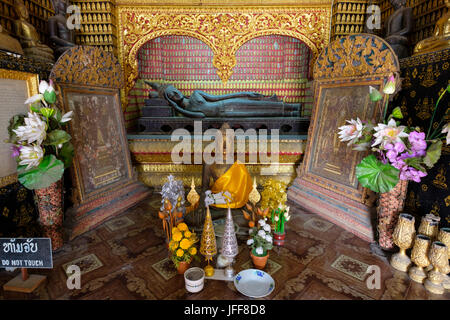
[337,75,449,251]
[271,205,291,246]
[168,222,199,274]
[247,219,273,269]
[6,80,74,251]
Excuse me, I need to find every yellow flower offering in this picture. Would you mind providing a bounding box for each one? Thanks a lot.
[177,222,188,231]
[188,247,197,255]
[172,231,182,242]
[180,238,192,250]
[184,230,192,238]
[169,240,178,251]
[172,227,179,234]
[176,248,184,257]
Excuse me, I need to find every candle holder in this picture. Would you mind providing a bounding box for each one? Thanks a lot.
[391,213,416,272]
[409,235,431,283]
[424,241,449,295]
[418,215,439,241]
[437,228,450,290]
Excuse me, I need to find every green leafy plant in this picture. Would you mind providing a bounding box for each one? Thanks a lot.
[247,219,273,257]
[6,80,74,190]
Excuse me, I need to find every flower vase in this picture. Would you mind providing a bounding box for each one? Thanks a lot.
[177,260,191,274]
[250,251,269,270]
[376,179,408,251]
[34,180,64,251]
[273,232,286,246]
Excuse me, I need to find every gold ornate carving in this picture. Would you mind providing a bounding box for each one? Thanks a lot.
[0,174,18,189]
[50,46,124,89]
[117,5,331,108]
[314,35,399,79]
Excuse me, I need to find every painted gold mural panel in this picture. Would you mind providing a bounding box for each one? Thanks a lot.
[308,84,380,190]
[64,89,131,201]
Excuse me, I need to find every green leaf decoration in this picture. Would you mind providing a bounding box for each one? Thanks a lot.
[40,107,55,118]
[356,154,399,193]
[391,107,403,119]
[59,142,74,168]
[404,157,426,172]
[369,86,383,102]
[17,154,64,189]
[44,129,71,146]
[446,84,450,93]
[423,140,442,168]
[30,103,42,113]
[43,90,56,104]
[7,114,26,143]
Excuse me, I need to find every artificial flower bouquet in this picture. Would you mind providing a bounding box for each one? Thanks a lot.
[338,75,449,193]
[271,205,291,234]
[169,222,199,268]
[247,219,273,257]
[6,80,74,189]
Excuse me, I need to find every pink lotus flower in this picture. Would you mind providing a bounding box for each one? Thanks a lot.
[372,119,409,148]
[338,118,364,146]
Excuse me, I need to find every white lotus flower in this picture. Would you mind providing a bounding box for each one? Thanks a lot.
[24,93,44,105]
[19,145,44,169]
[372,118,409,148]
[258,219,266,227]
[13,112,47,145]
[247,239,254,246]
[442,123,450,145]
[338,118,364,145]
[60,111,73,123]
[263,224,271,232]
[255,247,263,255]
[258,230,266,238]
[352,142,370,151]
[265,235,272,243]
[24,80,55,106]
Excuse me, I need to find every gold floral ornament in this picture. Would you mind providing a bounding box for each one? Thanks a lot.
[186,177,200,214]
[118,6,332,109]
[260,179,288,213]
[248,177,261,206]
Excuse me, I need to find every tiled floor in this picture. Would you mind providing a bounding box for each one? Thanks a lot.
[1,195,449,300]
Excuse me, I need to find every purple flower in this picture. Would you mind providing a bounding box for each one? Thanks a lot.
[408,131,427,154]
[399,166,427,182]
[10,145,21,158]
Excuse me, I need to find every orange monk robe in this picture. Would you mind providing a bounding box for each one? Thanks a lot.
[210,161,252,209]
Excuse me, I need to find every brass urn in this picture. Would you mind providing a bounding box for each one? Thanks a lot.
[437,228,450,257]
[437,228,450,290]
[408,235,431,283]
[418,214,439,241]
[424,241,449,295]
[391,213,415,272]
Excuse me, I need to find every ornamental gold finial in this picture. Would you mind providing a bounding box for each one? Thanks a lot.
[248,177,261,206]
[187,177,200,206]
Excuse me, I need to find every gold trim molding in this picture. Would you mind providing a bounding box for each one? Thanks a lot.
[0,69,39,186]
[117,5,332,109]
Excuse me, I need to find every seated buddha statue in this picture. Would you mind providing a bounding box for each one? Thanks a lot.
[13,0,54,63]
[48,0,75,58]
[413,0,450,55]
[0,25,23,55]
[384,0,413,59]
[186,123,253,227]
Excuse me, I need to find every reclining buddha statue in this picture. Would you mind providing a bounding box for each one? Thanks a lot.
[144,81,301,118]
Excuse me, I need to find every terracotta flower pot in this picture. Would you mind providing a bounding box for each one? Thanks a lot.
[250,250,269,270]
[177,260,191,274]
[34,180,64,251]
[274,232,285,246]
